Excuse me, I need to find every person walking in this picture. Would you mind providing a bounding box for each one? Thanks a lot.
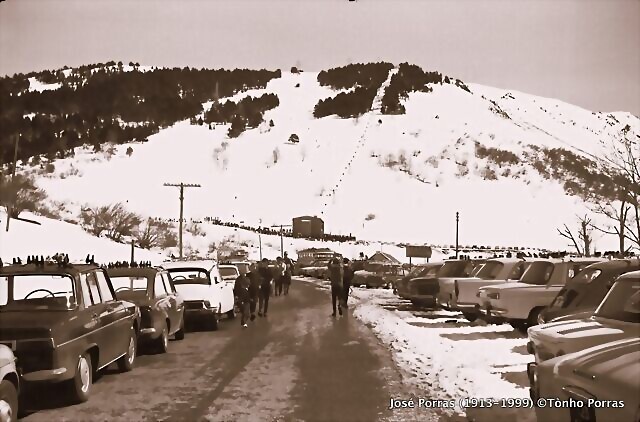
[233,271,252,327]
[328,258,344,317]
[257,258,273,317]
[246,263,261,321]
[283,252,293,295]
[342,257,354,309]
[273,256,285,296]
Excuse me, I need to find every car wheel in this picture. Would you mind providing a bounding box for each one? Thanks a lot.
[227,308,236,320]
[0,379,18,422]
[209,315,219,331]
[155,322,169,354]
[509,321,527,333]
[69,353,92,403]
[117,329,137,372]
[462,312,478,322]
[174,315,185,340]
[527,308,543,329]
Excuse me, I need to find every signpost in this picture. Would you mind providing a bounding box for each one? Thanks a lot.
[405,245,433,267]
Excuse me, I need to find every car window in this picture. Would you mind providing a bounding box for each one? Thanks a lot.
[0,274,76,309]
[508,262,528,280]
[595,280,640,323]
[168,269,211,285]
[161,273,176,293]
[81,272,102,305]
[95,271,114,302]
[520,262,555,285]
[476,262,504,280]
[154,273,168,297]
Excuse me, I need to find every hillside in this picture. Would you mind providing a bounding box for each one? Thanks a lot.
[1,62,638,254]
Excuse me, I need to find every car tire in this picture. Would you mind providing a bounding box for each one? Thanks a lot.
[69,353,92,403]
[155,322,169,354]
[209,315,219,331]
[227,308,236,319]
[174,316,185,340]
[462,312,478,322]
[117,329,137,372]
[527,308,543,329]
[0,379,19,422]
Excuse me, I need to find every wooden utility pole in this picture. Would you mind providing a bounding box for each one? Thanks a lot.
[455,211,460,259]
[5,134,20,232]
[164,182,201,259]
[130,239,135,265]
[271,224,292,258]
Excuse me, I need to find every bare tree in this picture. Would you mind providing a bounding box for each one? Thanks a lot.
[593,126,640,252]
[80,203,141,242]
[135,218,177,249]
[0,173,47,219]
[557,215,593,256]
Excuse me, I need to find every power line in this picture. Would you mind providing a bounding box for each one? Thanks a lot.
[163,182,201,259]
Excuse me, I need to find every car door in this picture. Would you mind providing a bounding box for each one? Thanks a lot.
[153,272,173,329]
[93,269,130,365]
[163,272,184,333]
[211,267,233,313]
[80,271,117,367]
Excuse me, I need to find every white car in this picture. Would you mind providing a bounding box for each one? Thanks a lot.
[161,260,235,330]
[478,258,602,328]
[527,270,640,364]
[218,264,240,285]
[0,344,19,422]
[454,258,531,320]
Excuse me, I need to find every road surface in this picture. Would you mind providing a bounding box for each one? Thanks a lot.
[20,279,444,421]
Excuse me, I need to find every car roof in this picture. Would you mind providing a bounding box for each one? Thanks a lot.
[161,260,217,270]
[0,262,101,276]
[617,269,640,281]
[106,267,163,279]
[218,264,239,270]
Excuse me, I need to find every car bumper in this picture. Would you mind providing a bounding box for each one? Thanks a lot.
[184,308,219,320]
[22,367,69,382]
[456,303,480,312]
[527,362,538,400]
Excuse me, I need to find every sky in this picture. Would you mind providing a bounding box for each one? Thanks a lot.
[0,0,639,114]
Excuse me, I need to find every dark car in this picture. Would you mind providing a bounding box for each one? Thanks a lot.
[107,267,185,353]
[538,258,640,324]
[404,259,485,307]
[394,263,444,300]
[352,262,406,289]
[0,257,140,404]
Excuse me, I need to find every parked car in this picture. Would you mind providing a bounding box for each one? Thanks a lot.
[0,258,140,404]
[405,259,484,308]
[454,258,531,320]
[352,263,406,289]
[394,262,443,301]
[529,337,640,422]
[107,266,186,353]
[538,258,640,324]
[527,269,640,364]
[218,264,240,284]
[478,258,602,328]
[0,344,19,422]
[298,259,332,279]
[228,261,251,276]
[161,260,235,330]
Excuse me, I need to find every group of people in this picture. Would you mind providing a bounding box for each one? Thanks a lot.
[232,252,294,327]
[327,257,355,317]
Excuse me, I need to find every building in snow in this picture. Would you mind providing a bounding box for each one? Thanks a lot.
[292,215,324,239]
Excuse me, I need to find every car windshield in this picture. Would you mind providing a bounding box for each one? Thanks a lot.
[0,274,76,310]
[219,267,238,277]
[595,280,640,323]
[167,269,211,285]
[520,262,555,285]
[438,261,472,277]
[413,265,440,278]
[233,263,250,275]
[475,262,505,280]
[110,276,148,300]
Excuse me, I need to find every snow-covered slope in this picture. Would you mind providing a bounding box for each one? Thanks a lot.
[21,69,639,253]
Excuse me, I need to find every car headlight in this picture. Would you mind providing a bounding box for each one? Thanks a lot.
[203,300,211,308]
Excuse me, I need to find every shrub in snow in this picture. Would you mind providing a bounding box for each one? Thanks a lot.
[126,146,133,156]
[79,202,142,242]
[186,222,206,237]
[135,218,177,249]
[288,133,299,143]
[0,173,47,219]
[365,213,376,221]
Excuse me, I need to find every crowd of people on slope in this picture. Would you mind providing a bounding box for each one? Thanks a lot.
[231,254,357,327]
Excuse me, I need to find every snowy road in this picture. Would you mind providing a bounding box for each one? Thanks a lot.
[18,280,443,422]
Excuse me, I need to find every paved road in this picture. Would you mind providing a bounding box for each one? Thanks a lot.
[20,280,441,422]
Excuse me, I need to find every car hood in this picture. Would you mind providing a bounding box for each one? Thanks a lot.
[557,338,640,390]
[529,318,632,346]
[0,345,15,368]
[174,284,214,301]
[0,310,70,339]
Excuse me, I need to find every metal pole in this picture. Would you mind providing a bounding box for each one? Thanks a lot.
[179,183,184,259]
[5,134,20,232]
[130,239,135,265]
[455,212,459,259]
[280,225,284,258]
[259,233,263,260]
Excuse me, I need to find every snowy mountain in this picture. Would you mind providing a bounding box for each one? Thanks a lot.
[2,63,638,256]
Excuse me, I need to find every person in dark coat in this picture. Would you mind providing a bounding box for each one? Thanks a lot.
[328,258,344,316]
[233,272,252,327]
[246,263,261,321]
[283,252,293,295]
[257,258,273,317]
[342,257,355,309]
[273,256,285,296]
